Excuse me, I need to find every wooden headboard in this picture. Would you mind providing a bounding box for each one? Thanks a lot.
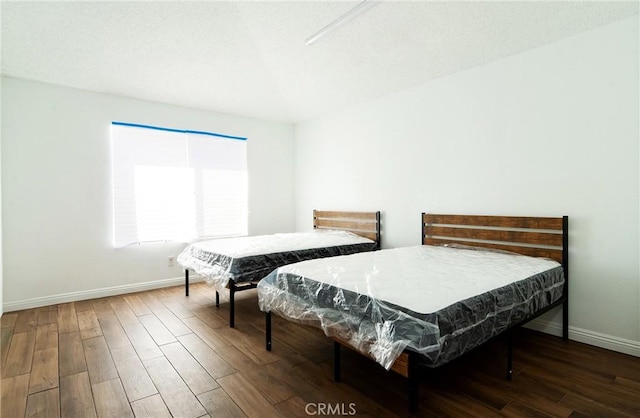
[314,210,381,249]
[422,213,568,268]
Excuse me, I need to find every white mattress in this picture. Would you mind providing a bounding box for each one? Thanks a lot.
[177,229,377,289]
[188,229,374,257]
[276,245,561,314]
[259,244,565,369]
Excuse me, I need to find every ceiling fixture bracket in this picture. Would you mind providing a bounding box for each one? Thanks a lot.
[305,0,381,46]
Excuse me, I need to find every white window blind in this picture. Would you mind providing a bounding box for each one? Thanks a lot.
[111,122,248,247]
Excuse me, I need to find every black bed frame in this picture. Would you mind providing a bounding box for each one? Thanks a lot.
[184,270,254,328]
[264,213,569,411]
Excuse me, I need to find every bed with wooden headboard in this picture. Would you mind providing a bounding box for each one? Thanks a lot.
[178,210,380,327]
[259,213,568,411]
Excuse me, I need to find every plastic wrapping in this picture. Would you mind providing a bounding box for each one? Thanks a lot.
[257,245,564,370]
[177,230,377,291]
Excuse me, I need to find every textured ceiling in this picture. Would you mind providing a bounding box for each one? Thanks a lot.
[2,1,638,123]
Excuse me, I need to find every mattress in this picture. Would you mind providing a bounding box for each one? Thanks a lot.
[257,245,565,370]
[177,230,377,290]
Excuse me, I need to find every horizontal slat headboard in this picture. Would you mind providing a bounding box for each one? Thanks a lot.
[314,210,381,249]
[422,213,568,266]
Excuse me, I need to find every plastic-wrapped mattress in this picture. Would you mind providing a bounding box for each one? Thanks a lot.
[177,230,377,290]
[257,245,564,370]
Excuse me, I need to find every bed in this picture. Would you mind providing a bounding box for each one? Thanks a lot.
[258,213,568,410]
[177,210,381,327]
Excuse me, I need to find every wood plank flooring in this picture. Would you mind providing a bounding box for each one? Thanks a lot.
[2,283,639,417]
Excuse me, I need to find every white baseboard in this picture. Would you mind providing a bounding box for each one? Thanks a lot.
[525,318,640,358]
[2,275,204,312]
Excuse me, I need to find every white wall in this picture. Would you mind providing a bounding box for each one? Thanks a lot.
[295,17,639,354]
[2,77,295,310]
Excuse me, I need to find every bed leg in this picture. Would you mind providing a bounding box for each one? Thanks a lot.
[229,281,236,328]
[562,298,569,340]
[408,351,419,412]
[215,291,220,308]
[265,312,272,351]
[562,215,569,342]
[506,331,513,381]
[333,341,341,382]
[185,269,189,297]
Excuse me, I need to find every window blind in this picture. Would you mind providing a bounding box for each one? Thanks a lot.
[111,122,247,247]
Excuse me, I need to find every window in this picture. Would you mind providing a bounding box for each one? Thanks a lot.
[111,122,247,247]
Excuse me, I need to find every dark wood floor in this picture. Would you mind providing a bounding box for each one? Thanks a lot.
[1,282,639,417]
